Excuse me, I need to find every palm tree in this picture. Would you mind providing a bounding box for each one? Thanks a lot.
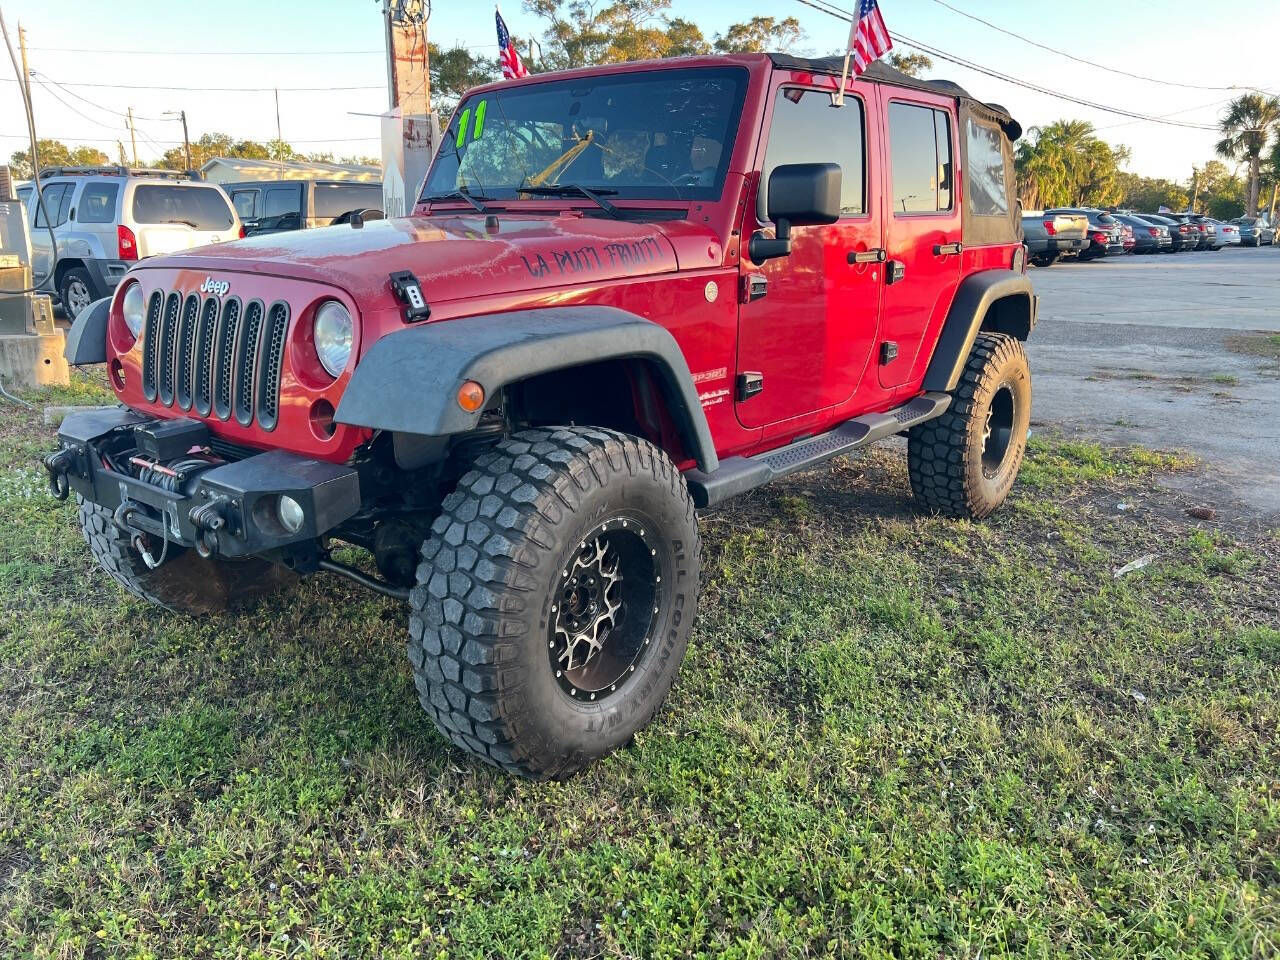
[1215,93,1280,217]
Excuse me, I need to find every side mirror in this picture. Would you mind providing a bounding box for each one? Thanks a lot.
[750,162,842,262]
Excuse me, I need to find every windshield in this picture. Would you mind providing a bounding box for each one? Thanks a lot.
[132,185,235,230]
[422,66,748,203]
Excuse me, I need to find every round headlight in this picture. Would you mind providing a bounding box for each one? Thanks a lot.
[122,282,145,338]
[277,495,305,534]
[313,301,353,378]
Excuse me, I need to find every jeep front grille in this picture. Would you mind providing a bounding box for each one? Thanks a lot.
[142,289,289,432]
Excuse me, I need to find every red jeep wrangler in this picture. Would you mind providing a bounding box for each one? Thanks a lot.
[48,54,1034,778]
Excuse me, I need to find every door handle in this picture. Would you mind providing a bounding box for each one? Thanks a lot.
[848,248,887,264]
[933,242,963,256]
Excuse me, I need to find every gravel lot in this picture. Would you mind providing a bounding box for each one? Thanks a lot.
[1028,245,1280,522]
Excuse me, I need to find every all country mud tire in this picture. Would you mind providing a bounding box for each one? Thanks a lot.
[407,427,701,779]
[908,332,1031,520]
[78,497,295,615]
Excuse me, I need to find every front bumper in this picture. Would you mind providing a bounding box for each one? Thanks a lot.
[44,408,361,559]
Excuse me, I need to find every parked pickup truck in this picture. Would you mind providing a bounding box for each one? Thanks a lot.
[1021,211,1088,266]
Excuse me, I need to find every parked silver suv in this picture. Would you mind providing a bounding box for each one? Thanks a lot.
[15,166,241,318]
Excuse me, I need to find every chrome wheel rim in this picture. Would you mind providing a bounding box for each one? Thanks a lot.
[548,517,660,702]
[65,279,91,317]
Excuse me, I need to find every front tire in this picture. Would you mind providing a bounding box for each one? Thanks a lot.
[78,498,293,614]
[408,427,701,779]
[907,333,1031,520]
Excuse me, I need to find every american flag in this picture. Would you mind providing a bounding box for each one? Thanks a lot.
[847,0,893,76]
[496,9,528,80]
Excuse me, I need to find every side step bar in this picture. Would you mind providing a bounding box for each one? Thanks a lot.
[685,392,951,508]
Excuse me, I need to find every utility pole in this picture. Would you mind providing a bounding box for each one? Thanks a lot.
[163,110,192,170]
[126,107,138,167]
[274,88,283,180]
[116,140,126,166]
[380,1,434,218]
[179,110,190,170]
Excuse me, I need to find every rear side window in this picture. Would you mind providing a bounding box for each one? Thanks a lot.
[759,88,866,218]
[313,182,383,220]
[888,102,952,214]
[33,183,71,227]
[262,186,301,217]
[78,183,119,223]
[230,189,258,219]
[131,185,234,230]
[964,118,1007,217]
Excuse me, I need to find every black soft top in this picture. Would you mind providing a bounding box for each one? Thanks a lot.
[766,52,1021,141]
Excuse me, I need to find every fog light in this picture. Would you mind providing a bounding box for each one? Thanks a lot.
[277,495,305,534]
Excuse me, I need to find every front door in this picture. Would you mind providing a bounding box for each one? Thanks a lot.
[878,95,962,389]
[735,82,882,430]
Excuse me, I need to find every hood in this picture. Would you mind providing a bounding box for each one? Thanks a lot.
[143,214,682,304]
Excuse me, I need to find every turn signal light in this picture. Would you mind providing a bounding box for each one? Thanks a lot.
[457,380,485,413]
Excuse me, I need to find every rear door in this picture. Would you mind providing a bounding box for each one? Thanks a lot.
[129,183,238,256]
[877,94,961,389]
[735,79,883,430]
[30,181,71,286]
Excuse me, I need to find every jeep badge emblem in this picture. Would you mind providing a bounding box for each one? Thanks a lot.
[199,277,230,297]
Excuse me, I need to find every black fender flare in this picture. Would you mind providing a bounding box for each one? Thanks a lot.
[922,270,1037,392]
[334,305,719,473]
[63,296,111,366]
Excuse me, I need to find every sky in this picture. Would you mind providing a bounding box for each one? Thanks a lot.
[2,0,1278,182]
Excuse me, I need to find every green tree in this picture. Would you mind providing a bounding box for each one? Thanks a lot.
[156,132,278,171]
[431,43,499,115]
[712,16,802,53]
[1116,172,1187,213]
[1215,93,1280,216]
[887,52,932,77]
[1015,120,1127,209]
[9,139,110,179]
[525,1,803,67]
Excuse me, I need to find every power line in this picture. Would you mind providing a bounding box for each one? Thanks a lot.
[0,76,382,92]
[29,77,123,132]
[793,0,1220,131]
[27,46,384,55]
[30,70,166,121]
[925,0,1273,95]
[23,39,495,55]
[0,133,380,144]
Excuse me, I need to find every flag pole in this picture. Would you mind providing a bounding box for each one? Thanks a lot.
[834,5,857,107]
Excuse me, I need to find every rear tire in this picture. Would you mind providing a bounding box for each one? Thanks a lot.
[407,427,700,779]
[907,333,1031,520]
[78,497,293,615]
[58,267,98,320]
[1030,253,1058,268]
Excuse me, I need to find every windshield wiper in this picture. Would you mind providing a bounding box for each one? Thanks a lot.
[519,183,621,219]
[168,219,200,229]
[421,188,491,213]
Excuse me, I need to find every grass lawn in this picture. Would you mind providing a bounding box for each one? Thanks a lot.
[1,373,1277,958]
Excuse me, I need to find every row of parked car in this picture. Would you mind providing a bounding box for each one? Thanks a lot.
[1022,207,1276,267]
[13,165,384,318]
